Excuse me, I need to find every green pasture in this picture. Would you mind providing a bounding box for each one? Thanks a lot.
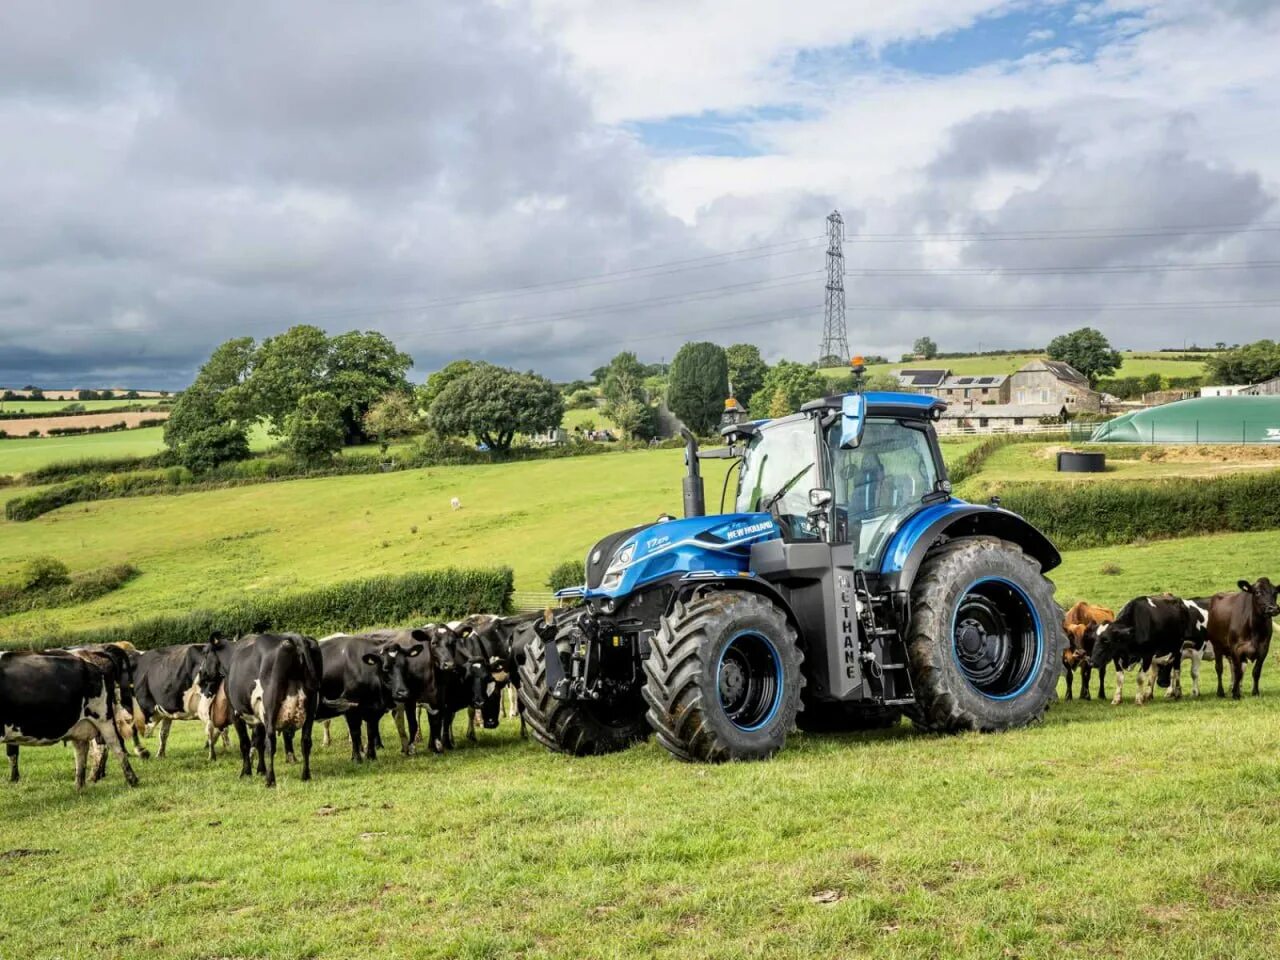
[0,425,276,476]
[2,619,1278,959]
[0,398,162,413]
[821,351,1210,381]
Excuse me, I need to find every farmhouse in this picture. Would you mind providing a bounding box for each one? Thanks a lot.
[1008,359,1101,413]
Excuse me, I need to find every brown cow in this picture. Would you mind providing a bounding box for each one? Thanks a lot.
[1062,601,1115,701]
[1208,578,1278,699]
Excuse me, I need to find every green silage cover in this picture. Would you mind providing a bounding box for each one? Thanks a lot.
[1090,395,1280,443]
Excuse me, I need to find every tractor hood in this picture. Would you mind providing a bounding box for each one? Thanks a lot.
[576,513,781,600]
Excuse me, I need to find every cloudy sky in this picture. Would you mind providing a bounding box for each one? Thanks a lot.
[1,0,1278,388]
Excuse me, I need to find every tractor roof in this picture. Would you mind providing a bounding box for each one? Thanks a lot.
[800,391,946,421]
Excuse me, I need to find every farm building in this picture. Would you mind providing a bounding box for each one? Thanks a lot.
[1008,359,1102,413]
[937,402,1067,434]
[1201,384,1252,397]
[1090,395,1280,443]
[1243,376,1280,396]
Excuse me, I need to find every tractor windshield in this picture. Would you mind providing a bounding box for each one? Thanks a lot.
[735,417,820,541]
[826,418,939,569]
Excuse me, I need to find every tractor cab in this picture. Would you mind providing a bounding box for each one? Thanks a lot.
[730,392,949,571]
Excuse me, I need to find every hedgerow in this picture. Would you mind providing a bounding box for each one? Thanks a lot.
[9,567,514,651]
[999,471,1280,549]
[0,563,139,617]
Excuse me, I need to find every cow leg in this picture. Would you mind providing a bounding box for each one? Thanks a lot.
[365,716,379,762]
[441,711,455,750]
[221,728,230,749]
[1111,668,1125,706]
[72,738,90,791]
[300,714,313,782]
[321,719,332,748]
[428,708,445,754]
[345,714,364,763]
[90,737,107,782]
[235,718,253,777]
[206,720,220,762]
[518,698,526,739]
[1216,649,1227,697]
[253,724,267,775]
[1063,667,1074,701]
[131,725,151,760]
[395,704,415,756]
[7,744,19,783]
[92,715,138,787]
[1079,662,1092,701]
[1231,654,1245,700]
[466,709,477,743]
[1096,663,1106,700]
[1190,647,1202,698]
[263,725,277,788]
[157,717,173,758]
[1252,654,1265,697]
[1168,664,1182,699]
[414,706,424,744]
[283,729,296,764]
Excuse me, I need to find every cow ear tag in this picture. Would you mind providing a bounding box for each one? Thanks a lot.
[408,645,424,657]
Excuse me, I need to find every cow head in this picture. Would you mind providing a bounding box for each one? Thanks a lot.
[367,636,427,704]
[196,637,228,699]
[1086,620,1131,668]
[1062,624,1089,668]
[1239,578,1280,619]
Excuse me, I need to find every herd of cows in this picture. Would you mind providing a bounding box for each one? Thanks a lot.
[0,576,1276,791]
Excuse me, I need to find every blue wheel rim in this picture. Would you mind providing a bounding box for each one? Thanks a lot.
[716,631,783,731]
[949,577,1044,701]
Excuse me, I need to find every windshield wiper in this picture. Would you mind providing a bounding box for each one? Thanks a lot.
[762,462,814,512]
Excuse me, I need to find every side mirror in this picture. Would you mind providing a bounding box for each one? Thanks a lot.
[839,394,866,449]
[809,488,834,508]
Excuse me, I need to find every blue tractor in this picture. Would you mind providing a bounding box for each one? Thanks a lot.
[519,390,1064,762]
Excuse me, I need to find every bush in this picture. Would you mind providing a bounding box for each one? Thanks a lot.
[175,422,250,473]
[998,471,1280,549]
[5,480,103,521]
[0,563,139,616]
[10,567,514,651]
[546,560,586,592]
[16,556,71,591]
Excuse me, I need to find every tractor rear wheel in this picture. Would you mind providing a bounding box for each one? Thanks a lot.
[907,537,1062,733]
[518,634,650,756]
[643,592,802,762]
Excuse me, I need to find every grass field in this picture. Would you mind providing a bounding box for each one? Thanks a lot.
[2,639,1278,959]
[0,425,277,476]
[0,398,163,413]
[822,351,1210,381]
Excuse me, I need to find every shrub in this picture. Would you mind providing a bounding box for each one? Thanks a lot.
[16,556,70,591]
[0,563,139,616]
[998,471,1280,549]
[546,560,586,592]
[10,567,514,651]
[175,422,250,473]
[5,480,103,521]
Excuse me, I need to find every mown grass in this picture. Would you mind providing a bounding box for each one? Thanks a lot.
[0,398,162,413]
[0,425,280,476]
[2,671,1278,960]
[820,351,1210,381]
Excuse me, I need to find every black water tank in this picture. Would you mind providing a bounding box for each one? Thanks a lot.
[1057,451,1106,473]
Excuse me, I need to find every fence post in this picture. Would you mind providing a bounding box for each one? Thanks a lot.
[1195,420,1199,444]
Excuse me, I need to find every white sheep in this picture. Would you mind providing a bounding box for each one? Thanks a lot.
[450,497,462,511]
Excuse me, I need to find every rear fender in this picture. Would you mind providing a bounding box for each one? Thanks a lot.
[883,504,1061,590]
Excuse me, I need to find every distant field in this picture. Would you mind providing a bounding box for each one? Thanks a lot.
[822,351,1210,381]
[0,425,275,476]
[956,442,1280,497]
[563,406,618,432]
[0,398,162,413]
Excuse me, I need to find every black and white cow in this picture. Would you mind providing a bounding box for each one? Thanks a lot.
[314,632,427,762]
[1,650,139,790]
[198,633,321,787]
[1089,595,1196,705]
[133,642,234,758]
[1154,596,1213,698]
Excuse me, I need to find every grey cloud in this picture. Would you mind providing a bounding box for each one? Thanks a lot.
[926,109,1062,182]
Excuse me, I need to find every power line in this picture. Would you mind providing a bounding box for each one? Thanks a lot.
[843,221,1280,242]
[839,259,1280,277]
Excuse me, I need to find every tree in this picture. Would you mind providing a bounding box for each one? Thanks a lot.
[608,398,659,441]
[428,365,564,452]
[1141,373,1163,394]
[913,336,939,360]
[601,351,647,405]
[725,344,768,411]
[753,360,827,417]
[164,336,255,466]
[243,325,331,429]
[767,388,791,419]
[283,391,346,463]
[1045,327,1122,385]
[363,391,420,453]
[1205,339,1280,385]
[666,341,729,435]
[326,330,413,442]
[175,423,252,473]
[418,359,481,412]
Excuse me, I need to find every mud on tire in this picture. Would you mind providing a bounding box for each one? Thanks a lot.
[643,591,803,762]
[907,536,1063,734]
[517,634,650,756]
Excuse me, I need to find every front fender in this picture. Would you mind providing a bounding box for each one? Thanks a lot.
[669,573,802,637]
[882,502,1061,589]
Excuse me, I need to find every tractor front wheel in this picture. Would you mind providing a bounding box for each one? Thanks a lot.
[518,634,650,756]
[907,537,1062,733]
[643,592,803,762]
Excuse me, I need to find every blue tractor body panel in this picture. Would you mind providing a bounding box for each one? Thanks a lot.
[578,513,782,601]
[879,499,978,574]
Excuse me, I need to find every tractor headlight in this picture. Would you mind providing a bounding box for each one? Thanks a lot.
[612,543,636,568]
